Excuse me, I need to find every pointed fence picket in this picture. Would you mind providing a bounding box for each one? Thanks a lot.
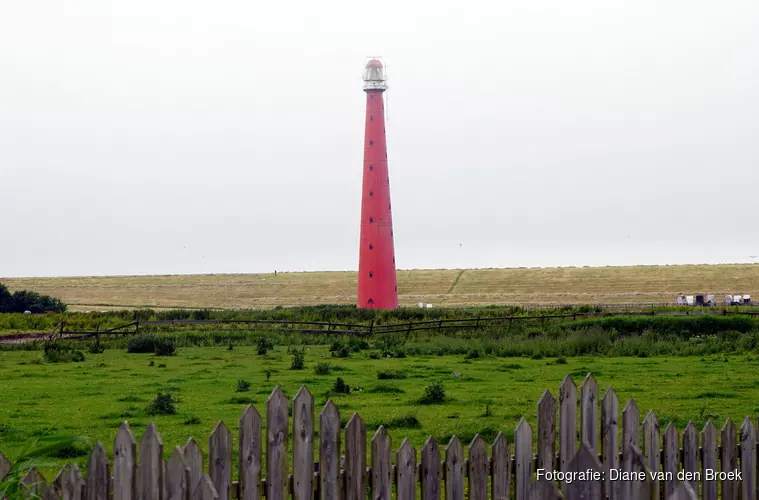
[2,374,758,499]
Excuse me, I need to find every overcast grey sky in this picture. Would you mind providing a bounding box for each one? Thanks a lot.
[1,0,757,277]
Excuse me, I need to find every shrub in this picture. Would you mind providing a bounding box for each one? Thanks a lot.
[377,370,406,380]
[347,338,370,352]
[289,347,305,370]
[329,342,350,358]
[184,416,201,425]
[314,362,332,375]
[146,392,177,416]
[464,349,481,360]
[257,337,274,355]
[127,334,157,353]
[555,356,568,364]
[368,351,381,359]
[236,380,251,393]
[419,380,445,404]
[88,342,105,354]
[43,343,85,363]
[154,338,176,356]
[148,360,155,367]
[332,377,350,394]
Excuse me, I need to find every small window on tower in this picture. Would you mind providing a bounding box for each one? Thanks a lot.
[370,115,374,121]
[369,272,373,278]
[369,244,373,250]
[369,217,374,223]
[395,285,397,292]
[369,164,374,171]
[368,298,374,304]
[369,190,374,196]
[370,139,374,146]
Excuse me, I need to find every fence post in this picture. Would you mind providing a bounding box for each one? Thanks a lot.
[369,320,374,334]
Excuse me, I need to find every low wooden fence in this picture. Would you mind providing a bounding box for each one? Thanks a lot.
[41,307,759,343]
[2,373,754,499]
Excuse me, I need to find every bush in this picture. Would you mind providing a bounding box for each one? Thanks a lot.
[331,344,350,358]
[314,362,332,375]
[43,343,85,363]
[368,351,381,359]
[464,349,481,360]
[419,380,446,404]
[0,283,67,313]
[236,380,251,393]
[154,338,176,356]
[257,337,274,355]
[146,392,177,415]
[289,347,305,370]
[127,334,157,353]
[184,416,201,425]
[332,377,350,394]
[377,370,407,380]
[555,356,568,364]
[88,342,105,354]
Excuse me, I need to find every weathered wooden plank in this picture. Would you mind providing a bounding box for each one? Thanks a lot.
[113,422,137,500]
[619,445,649,500]
[467,435,488,500]
[167,446,191,500]
[682,422,698,494]
[396,438,416,500]
[183,438,204,496]
[62,464,85,500]
[527,480,561,500]
[701,421,717,500]
[622,399,640,455]
[537,390,556,475]
[292,387,314,500]
[420,437,440,500]
[559,375,578,474]
[371,426,392,500]
[565,443,602,500]
[344,413,366,500]
[140,422,165,500]
[266,387,288,500]
[721,419,738,500]
[43,485,60,500]
[642,410,660,500]
[53,466,69,497]
[740,417,756,500]
[319,400,341,500]
[601,386,619,500]
[444,436,464,500]
[580,374,599,452]
[22,467,49,498]
[663,423,679,500]
[191,475,219,500]
[515,418,533,500]
[238,405,262,500]
[668,481,698,500]
[209,422,232,500]
[87,442,110,500]
[0,449,11,481]
[491,433,510,500]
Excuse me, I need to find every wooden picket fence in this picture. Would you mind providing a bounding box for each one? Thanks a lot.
[1,373,756,500]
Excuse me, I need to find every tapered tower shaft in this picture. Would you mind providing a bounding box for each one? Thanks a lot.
[358,59,398,309]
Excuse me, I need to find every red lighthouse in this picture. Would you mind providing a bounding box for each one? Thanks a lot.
[357,59,398,309]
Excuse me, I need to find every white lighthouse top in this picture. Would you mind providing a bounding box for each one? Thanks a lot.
[363,59,387,91]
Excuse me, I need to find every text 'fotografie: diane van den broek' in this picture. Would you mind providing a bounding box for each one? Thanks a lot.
[537,468,742,484]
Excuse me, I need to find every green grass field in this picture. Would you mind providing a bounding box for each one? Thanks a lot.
[2,345,757,478]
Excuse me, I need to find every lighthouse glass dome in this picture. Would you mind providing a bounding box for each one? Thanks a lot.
[363,59,387,91]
